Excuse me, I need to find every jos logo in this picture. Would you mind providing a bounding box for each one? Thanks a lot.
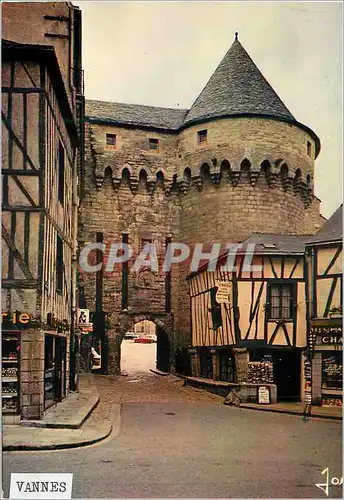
[315,467,343,497]
[9,473,73,499]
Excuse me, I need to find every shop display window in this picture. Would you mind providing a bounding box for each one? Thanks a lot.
[199,350,213,379]
[2,335,20,414]
[219,351,234,382]
[322,351,342,390]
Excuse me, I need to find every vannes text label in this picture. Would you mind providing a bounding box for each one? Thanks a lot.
[9,473,73,499]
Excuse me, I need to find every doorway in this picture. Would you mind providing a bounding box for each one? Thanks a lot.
[274,349,301,402]
[249,348,301,402]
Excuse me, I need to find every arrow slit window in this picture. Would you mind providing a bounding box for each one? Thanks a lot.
[269,283,293,320]
[56,235,63,293]
[58,141,65,204]
[210,287,222,329]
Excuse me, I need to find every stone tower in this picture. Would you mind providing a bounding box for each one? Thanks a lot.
[79,36,324,374]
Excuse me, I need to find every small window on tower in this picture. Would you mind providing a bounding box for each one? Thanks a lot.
[307,141,312,157]
[197,129,207,144]
[149,138,159,152]
[106,134,116,149]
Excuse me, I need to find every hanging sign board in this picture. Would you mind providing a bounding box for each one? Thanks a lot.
[77,309,90,325]
[258,386,270,404]
[304,392,312,405]
[215,281,232,304]
[80,325,93,332]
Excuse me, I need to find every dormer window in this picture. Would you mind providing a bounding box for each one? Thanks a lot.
[149,138,159,152]
[106,133,116,149]
[197,129,207,144]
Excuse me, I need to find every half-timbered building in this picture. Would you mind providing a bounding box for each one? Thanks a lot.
[1,2,83,420]
[306,205,342,408]
[189,234,312,403]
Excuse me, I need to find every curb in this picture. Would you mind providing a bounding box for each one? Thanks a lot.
[3,423,113,452]
[239,404,342,421]
[150,369,170,376]
[20,396,99,429]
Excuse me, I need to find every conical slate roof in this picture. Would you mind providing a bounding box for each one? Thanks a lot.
[184,35,295,126]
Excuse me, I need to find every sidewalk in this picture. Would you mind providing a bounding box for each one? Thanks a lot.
[239,402,342,420]
[182,375,342,420]
[3,374,120,451]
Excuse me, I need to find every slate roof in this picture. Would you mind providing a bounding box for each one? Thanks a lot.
[183,37,295,126]
[238,233,311,255]
[307,205,342,244]
[86,100,188,131]
[85,36,320,155]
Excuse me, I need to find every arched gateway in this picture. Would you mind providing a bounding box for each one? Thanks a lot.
[107,313,174,375]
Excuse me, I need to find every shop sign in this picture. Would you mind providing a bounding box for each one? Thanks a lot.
[258,386,270,404]
[304,392,312,404]
[311,325,343,347]
[80,325,93,333]
[215,281,232,304]
[320,334,342,345]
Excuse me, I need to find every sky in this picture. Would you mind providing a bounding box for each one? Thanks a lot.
[77,1,342,218]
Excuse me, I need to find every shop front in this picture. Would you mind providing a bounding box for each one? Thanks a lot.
[2,333,20,416]
[311,319,342,407]
[2,322,69,420]
[248,348,302,402]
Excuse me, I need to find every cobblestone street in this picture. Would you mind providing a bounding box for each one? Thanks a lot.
[3,345,342,498]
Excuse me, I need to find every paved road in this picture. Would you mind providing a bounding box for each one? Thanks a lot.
[3,348,343,498]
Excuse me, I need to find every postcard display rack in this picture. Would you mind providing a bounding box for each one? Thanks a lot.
[2,335,20,414]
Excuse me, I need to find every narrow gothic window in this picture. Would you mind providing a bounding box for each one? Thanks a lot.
[307,141,311,157]
[56,234,63,293]
[58,141,65,204]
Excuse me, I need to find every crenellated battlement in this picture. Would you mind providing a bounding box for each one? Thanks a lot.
[91,156,314,208]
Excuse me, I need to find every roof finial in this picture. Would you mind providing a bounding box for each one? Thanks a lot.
[235,32,239,41]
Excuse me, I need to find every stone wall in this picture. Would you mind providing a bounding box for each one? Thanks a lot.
[79,115,324,373]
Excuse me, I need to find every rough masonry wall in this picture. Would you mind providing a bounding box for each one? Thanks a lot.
[79,123,181,348]
[80,115,324,371]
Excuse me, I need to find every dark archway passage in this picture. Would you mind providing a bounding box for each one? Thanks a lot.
[156,325,170,372]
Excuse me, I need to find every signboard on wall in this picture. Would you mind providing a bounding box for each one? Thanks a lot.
[258,386,270,404]
[77,309,90,324]
[215,281,232,304]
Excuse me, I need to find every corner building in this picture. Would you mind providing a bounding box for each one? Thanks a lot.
[80,36,324,375]
[1,2,83,419]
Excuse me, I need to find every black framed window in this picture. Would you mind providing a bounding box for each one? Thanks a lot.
[200,349,213,379]
[210,287,222,329]
[149,138,159,151]
[219,351,234,382]
[268,283,293,320]
[197,129,207,144]
[56,235,63,293]
[58,141,65,204]
[322,352,342,390]
[106,133,116,148]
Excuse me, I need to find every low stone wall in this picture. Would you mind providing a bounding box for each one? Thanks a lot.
[184,376,277,403]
